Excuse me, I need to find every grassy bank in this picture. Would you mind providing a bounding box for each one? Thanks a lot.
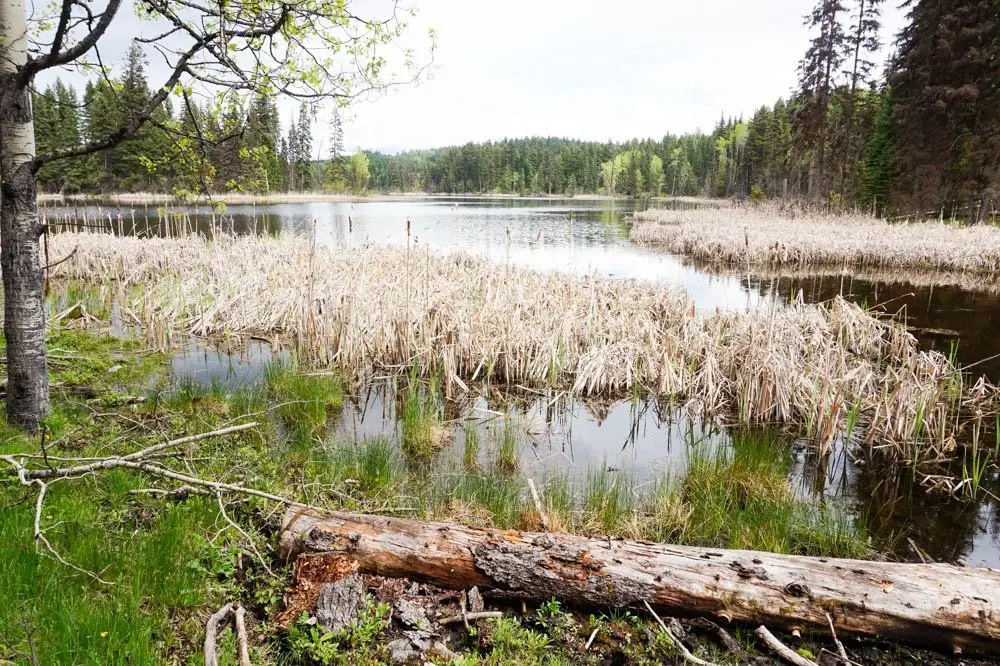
[632,205,1000,274]
[0,301,879,664]
[48,231,999,476]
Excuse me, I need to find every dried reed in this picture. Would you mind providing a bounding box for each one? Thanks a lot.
[49,231,998,470]
[632,206,1000,274]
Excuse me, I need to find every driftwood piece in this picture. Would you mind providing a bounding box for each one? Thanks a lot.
[280,507,1000,653]
[205,602,252,666]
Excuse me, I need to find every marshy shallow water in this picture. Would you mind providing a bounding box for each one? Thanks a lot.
[55,197,1000,566]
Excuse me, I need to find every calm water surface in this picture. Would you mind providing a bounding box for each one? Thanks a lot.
[64,196,1000,567]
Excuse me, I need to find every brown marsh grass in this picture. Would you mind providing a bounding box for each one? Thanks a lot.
[632,205,1000,274]
[49,231,998,473]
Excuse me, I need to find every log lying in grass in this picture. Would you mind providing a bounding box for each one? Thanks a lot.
[280,508,1000,654]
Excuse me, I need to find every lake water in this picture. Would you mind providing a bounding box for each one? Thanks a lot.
[56,196,1000,567]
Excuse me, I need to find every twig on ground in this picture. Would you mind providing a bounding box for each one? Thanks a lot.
[755,625,819,666]
[235,603,252,666]
[826,612,850,665]
[459,590,470,630]
[438,611,504,626]
[0,421,329,582]
[204,603,236,666]
[129,485,211,499]
[216,492,275,577]
[643,600,718,666]
[32,480,113,585]
[585,626,599,650]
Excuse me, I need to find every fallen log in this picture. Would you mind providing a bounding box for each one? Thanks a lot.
[280,508,1000,653]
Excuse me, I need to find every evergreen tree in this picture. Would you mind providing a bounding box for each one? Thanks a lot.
[858,88,896,215]
[889,0,1000,219]
[839,0,885,198]
[328,106,346,190]
[293,104,314,190]
[795,0,848,199]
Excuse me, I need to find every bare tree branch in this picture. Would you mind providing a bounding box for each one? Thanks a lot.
[19,0,124,83]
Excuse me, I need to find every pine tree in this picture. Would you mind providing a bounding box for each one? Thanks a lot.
[246,93,282,193]
[858,88,895,215]
[328,106,346,191]
[890,0,1000,219]
[839,0,885,198]
[795,0,848,200]
[292,103,313,191]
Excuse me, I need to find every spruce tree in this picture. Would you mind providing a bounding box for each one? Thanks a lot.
[328,106,345,190]
[890,0,1000,218]
[795,0,848,200]
[839,0,885,198]
[858,88,896,215]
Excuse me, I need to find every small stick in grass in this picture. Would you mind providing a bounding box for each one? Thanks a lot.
[585,626,600,650]
[643,600,719,666]
[755,625,819,666]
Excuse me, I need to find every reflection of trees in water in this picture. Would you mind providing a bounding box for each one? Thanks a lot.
[118,211,287,238]
[853,460,992,563]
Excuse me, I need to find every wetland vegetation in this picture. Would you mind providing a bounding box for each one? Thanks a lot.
[2,0,999,662]
[0,295,873,664]
[632,205,1000,274]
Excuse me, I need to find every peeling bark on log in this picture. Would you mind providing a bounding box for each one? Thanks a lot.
[280,508,1000,653]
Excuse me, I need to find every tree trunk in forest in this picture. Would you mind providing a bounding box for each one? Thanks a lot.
[0,0,49,430]
[281,508,1000,654]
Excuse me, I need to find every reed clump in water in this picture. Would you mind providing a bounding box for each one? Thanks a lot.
[631,205,1000,274]
[400,376,449,462]
[49,231,998,473]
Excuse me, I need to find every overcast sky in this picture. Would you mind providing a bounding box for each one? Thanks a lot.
[333,0,905,153]
[35,0,905,155]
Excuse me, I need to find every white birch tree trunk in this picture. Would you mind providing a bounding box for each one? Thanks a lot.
[0,0,50,430]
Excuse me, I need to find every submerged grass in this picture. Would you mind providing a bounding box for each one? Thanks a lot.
[264,360,344,438]
[400,374,448,461]
[632,204,1000,274]
[48,231,999,476]
[678,431,868,556]
[494,418,520,474]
